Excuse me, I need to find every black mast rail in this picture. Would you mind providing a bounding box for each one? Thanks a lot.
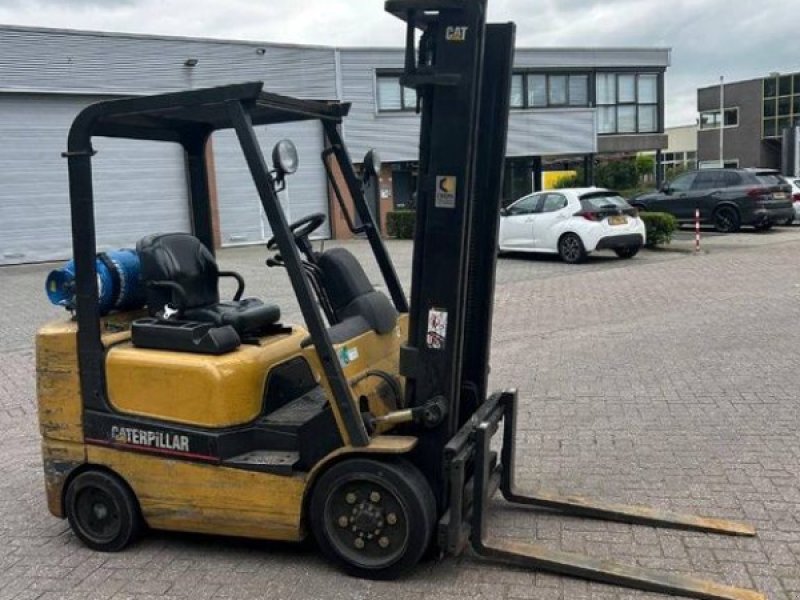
[386,2,764,599]
[392,0,490,510]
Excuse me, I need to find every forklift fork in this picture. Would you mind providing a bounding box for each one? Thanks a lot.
[497,394,755,538]
[446,391,765,600]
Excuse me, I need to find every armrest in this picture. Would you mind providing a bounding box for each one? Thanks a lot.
[147,280,188,310]
[219,271,245,301]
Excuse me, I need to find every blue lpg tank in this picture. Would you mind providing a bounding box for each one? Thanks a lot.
[45,249,146,316]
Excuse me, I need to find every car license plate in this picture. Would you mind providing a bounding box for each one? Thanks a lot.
[609,216,627,226]
[774,192,787,200]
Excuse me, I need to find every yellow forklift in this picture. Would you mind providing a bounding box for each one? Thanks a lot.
[37,2,764,598]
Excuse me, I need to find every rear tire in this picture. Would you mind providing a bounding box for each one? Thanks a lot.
[713,206,740,233]
[310,458,436,580]
[558,233,587,264]
[614,246,640,259]
[64,469,143,552]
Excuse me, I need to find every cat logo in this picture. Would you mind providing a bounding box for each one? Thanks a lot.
[445,26,468,42]
[435,175,457,209]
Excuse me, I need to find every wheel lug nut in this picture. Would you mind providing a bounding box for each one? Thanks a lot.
[374,529,380,535]
[338,516,349,528]
[367,534,373,540]
[379,536,390,548]
[387,513,397,525]
[345,493,356,504]
[370,491,381,503]
[354,538,365,549]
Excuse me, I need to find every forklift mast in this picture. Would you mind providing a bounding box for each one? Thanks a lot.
[386,0,515,504]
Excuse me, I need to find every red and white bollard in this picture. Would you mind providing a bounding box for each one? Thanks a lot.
[695,208,701,254]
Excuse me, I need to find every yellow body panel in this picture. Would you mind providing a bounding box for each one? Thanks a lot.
[36,314,141,442]
[87,446,307,540]
[105,328,310,428]
[41,439,86,517]
[303,314,409,441]
[36,323,83,442]
[36,311,416,538]
[87,436,418,541]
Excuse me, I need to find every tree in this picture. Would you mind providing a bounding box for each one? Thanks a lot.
[635,154,655,178]
[595,159,638,190]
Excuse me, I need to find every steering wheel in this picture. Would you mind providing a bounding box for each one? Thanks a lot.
[267,213,327,250]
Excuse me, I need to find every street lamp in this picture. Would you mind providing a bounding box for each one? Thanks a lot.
[719,75,724,168]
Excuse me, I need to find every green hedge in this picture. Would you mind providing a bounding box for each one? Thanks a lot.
[639,212,677,247]
[386,210,416,239]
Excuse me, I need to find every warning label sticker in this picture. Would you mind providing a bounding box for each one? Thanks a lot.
[435,176,457,209]
[426,308,448,350]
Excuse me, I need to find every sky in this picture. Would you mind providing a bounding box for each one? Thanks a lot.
[0,0,798,127]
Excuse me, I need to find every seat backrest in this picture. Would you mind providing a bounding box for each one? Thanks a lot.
[317,247,398,335]
[137,233,220,314]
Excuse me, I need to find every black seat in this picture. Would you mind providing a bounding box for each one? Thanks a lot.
[137,233,280,335]
[317,247,398,335]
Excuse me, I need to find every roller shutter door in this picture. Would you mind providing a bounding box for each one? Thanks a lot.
[213,120,330,245]
[0,94,190,265]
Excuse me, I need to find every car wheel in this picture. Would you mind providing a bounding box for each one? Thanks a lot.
[64,469,144,552]
[713,206,740,233]
[558,233,587,264]
[310,458,436,580]
[614,246,640,259]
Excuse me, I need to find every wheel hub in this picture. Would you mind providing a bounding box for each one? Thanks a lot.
[92,502,109,520]
[326,481,409,568]
[351,501,384,535]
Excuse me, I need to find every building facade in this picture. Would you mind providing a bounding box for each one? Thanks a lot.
[641,125,696,177]
[0,25,670,265]
[697,72,800,170]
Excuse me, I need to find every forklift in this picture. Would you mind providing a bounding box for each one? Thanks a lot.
[37,2,764,599]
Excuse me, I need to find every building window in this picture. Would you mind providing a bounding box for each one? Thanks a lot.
[762,72,800,138]
[510,74,524,108]
[529,74,547,107]
[699,107,739,130]
[376,73,416,112]
[596,72,660,134]
[512,72,590,109]
[699,159,739,169]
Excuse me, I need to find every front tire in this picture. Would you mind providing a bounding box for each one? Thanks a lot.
[558,233,587,264]
[713,206,740,233]
[310,458,436,580]
[614,246,640,259]
[64,469,143,552]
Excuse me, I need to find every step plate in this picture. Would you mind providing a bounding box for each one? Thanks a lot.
[224,450,299,475]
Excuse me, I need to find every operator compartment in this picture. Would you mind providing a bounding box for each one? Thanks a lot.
[106,327,312,428]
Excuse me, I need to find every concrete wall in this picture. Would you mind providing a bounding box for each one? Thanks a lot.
[665,125,697,153]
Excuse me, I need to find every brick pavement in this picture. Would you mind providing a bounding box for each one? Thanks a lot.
[0,234,798,600]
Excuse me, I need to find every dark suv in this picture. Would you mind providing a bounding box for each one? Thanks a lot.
[631,168,794,232]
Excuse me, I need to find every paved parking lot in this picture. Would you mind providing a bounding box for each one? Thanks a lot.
[1,228,799,600]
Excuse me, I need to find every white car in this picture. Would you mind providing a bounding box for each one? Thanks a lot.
[781,176,800,224]
[498,187,646,264]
